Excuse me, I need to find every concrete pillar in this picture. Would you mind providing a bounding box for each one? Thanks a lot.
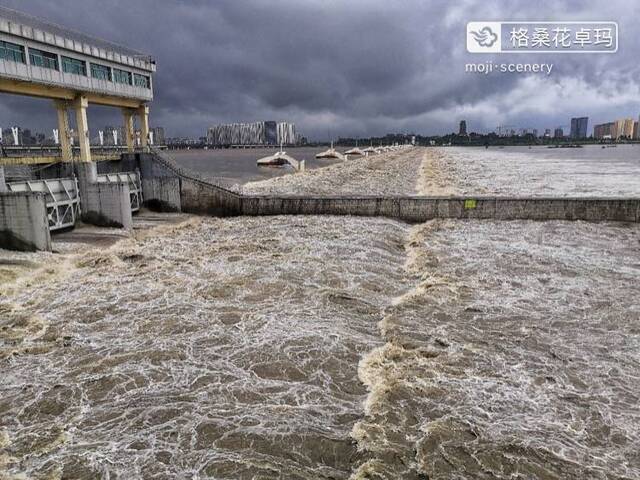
[74,161,133,230]
[138,105,150,150]
[73,96,91,162]
[76,160,98,187]
[0,192,52,251]
[123,108,135,152]
[54,101,73,161]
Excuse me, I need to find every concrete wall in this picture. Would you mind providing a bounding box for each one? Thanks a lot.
[82,182,133,229]
[240,196,640,223]
[179,176,241,216]
[74,162,133,229]
[0,192,51,251]
[142,177,181,212]
[133,151,241,216]
[137,152,640,223]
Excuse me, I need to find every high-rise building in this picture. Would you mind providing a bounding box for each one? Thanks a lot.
[612,119,624,139]
[600,118,635,140]
[265,121,277,145]
[544,129,551,138]
[570,117,589,139]
[151,127,166,145]
[594,122,614,139]
[459,120,467,135]
[623,118,635,138]
[554,127,564,138]
[207,121,299,146]
[276,122,296,145]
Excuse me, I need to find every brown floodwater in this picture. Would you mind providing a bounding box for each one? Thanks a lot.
[1,147,639,479]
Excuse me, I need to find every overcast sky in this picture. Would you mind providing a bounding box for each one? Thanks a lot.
[0,0,638,140]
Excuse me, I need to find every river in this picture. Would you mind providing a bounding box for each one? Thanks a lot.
[1,147,638,479]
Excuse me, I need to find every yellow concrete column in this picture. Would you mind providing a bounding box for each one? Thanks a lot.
[122,108,135,152]
[137,104,150,150]
[54,100,73,161]
[73,95,91,163]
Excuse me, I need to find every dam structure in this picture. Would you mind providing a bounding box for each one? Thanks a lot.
[0,6,154,250]
[2,142,640,251]
[0,7,638,252]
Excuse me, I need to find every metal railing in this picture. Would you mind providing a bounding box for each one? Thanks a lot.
[96,171,143,211]
[149,146,243,194]
[7,177,80,230]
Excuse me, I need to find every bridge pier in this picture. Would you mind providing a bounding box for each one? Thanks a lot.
[0,166,6,192]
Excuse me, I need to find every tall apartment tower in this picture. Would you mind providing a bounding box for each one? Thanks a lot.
[570,117,588,139]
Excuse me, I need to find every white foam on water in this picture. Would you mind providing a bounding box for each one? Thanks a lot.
[429,145,640,197]
[351,218,640,479]
[1,215,412,479]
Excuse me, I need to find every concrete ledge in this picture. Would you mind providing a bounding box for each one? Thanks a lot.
[142,177,181,212]
[240,196,640,223]
[82,182,133,229]
[179,176,241,216]
[0,192,51,251]
[141,152,640,224]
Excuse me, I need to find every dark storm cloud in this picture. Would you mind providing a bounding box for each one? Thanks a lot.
[0,0,639,139]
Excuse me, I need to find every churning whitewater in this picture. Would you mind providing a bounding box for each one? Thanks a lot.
[1,147,639,479]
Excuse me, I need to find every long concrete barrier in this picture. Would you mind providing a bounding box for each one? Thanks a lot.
[128,152,640,224]
[240,196,640,223]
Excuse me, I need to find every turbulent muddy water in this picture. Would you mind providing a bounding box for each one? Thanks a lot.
[428,145,640,197]
[353,219,640,480]
[1,217,412,479]
[1,147,639,479]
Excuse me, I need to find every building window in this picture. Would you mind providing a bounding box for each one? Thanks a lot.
[113,68,132,85]
[61,56,87,75]
[29,48,58,70]
[0,40,26,63]
[90,63,112,81]
[133,73,150,89]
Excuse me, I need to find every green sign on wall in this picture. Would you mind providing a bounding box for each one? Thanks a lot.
[464,199,477,209]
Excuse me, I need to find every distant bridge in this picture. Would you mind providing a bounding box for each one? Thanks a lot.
[0,146,132,165]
